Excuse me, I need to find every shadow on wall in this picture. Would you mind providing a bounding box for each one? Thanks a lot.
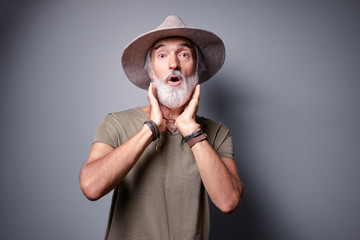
[202,75,280,240]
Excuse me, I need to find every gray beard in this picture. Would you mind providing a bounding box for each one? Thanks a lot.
[153,70,199,109]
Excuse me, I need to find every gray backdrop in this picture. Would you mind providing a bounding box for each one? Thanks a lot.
[1,0,359,239]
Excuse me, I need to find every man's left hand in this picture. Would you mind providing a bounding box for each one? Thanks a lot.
[176,84,201,136]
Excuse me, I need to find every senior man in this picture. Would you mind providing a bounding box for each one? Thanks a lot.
[80,15,243,239]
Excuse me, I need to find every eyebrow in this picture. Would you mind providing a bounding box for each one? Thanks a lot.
[153,44,164,50]
[152,42,193,51]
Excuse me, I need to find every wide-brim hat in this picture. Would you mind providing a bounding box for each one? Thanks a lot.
[121,15,226,90]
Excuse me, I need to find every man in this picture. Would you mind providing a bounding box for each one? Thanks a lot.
[80,15,243,239]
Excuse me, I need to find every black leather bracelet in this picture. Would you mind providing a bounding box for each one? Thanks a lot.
[144,120,161,152]
[183,129,204,143]
[144,120,160,141]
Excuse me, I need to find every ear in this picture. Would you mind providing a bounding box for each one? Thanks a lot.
[148,70,153,80]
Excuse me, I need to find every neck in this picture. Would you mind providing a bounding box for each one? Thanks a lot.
[160,104,184,119]
[141,104,185,120]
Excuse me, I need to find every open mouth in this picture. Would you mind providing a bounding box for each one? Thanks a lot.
[167,75,182,86]
[169,76,181,82]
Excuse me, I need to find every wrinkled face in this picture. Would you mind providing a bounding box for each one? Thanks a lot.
[150,37,196,82]
[148,37,198,108]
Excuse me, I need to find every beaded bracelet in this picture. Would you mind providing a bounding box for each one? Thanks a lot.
[144,120,161,152]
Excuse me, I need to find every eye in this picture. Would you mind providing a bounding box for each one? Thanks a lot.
[157,53,166,59]
[179,52,190,58]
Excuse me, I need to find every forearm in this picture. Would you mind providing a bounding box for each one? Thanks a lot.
[191,140,242,213]
[80,125,153,200]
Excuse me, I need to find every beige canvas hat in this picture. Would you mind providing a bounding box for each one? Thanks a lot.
[121,15,226,89]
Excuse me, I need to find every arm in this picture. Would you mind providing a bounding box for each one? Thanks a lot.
[80,83,165,201]
[79,125,153,201]
[176,85,243,213]
[191,142,243,213]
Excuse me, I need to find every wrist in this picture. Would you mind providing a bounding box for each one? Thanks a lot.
[183,129,208,148]
[150,116,166,134]
[144,120,161,152]
[178,123,200,137]
[144,120,160,141]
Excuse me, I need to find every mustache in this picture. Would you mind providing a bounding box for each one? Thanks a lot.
[161,70,185,82]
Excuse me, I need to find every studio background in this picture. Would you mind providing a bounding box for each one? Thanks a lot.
[1,0,359,239]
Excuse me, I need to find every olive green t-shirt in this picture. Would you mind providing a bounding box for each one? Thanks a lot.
[94,107,234,240]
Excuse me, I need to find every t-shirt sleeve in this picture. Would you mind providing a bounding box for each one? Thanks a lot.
[93,115,121,148]
[213,123,234,159]
[198,117,234,159]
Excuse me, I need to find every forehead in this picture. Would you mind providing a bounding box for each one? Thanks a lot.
[152,37,195,50]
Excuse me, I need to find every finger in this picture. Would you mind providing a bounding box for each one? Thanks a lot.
[191,84,200,103]
[147,83,166,132]
[148,83,158,106]
[147,82,155,100]
[186,84,201,114]
[148,83,161,115]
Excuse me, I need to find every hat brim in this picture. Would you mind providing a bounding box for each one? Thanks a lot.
[121,26,226,90]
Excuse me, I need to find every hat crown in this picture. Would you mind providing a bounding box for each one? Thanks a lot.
[157,15,187,29]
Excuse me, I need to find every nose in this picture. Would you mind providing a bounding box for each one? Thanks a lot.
[168,53,180,71]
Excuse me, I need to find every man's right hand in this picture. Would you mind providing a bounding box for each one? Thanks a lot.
[147,82,166,133]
